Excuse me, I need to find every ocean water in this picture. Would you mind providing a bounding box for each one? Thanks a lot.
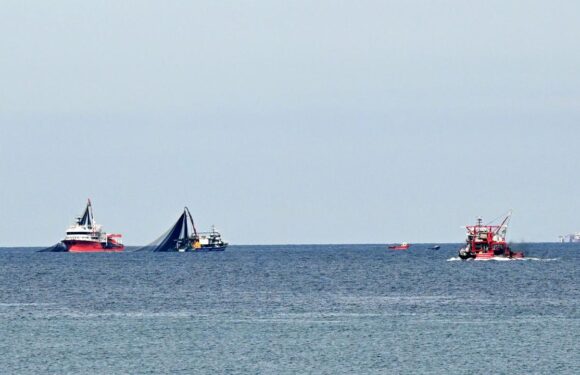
[0,244,578,374]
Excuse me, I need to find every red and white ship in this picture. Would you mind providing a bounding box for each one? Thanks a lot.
[62,199,124,252]
[458,211,523,260]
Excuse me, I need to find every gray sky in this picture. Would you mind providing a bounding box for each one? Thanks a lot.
[1,1,579,245]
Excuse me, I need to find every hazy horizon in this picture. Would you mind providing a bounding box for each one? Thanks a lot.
[1,1,579,246]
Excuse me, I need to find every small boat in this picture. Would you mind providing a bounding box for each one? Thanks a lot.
[388,242,410,250]
[458,211,524,260]
[428,245,441,250]
[62,199,124,252]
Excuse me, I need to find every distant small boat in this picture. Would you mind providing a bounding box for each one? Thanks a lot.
[428,245,441,250]
[388,242,410,250]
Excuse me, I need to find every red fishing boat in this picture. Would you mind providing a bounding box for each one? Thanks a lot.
[388,242,410,250]
[62,199,124,252]
[458,211,523,260]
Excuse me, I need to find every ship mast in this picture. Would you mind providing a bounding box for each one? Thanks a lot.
[184,207,198,236]
[77,198,95,228]
[494,210,512,236]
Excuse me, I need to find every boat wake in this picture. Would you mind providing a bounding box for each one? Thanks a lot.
[519,257,559,262]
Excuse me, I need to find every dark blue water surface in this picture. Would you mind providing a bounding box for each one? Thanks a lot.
[0,244,578,374]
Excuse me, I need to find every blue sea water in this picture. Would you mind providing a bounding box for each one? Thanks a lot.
[0,244,578,374]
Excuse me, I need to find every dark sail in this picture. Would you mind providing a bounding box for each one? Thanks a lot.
[78,200,94,228]
[137,208,195,252]
[38,242,68,252]
[183,211,189,239]
[153,212,187,252]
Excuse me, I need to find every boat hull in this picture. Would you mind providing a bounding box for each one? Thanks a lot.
[64,240,124,253]
[474,251,524,260]
[460,250,525,260]
[388,245,410,250]
[197,245,227,252]
[177,245,228,252]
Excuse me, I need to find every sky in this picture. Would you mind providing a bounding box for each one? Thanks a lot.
[1,1,579,245]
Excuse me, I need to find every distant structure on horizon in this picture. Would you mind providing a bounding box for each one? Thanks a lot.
[559,233,580,243]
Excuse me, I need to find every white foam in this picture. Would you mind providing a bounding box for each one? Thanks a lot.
[520,257,559,262]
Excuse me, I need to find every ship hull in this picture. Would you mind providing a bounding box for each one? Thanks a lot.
[177,245,228,252]
[388,245,410,250]
[474,252,524,260]
[197,245,227,252]
[64,240,124,253]
[460,250,525,260]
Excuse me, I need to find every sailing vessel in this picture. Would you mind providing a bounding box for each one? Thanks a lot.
[144,207,228,252]
[458,211,523,260]
[61,199,124,252]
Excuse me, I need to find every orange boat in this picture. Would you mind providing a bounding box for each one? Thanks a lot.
[61,199,124,252]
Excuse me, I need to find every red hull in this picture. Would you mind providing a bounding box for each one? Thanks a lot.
[64,241,124,253]
[474,252,524,260]
[388,245,410,250]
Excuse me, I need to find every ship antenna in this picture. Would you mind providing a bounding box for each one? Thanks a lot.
[494,210,512,235]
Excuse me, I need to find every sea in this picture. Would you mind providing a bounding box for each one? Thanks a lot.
[0,244,578,374]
